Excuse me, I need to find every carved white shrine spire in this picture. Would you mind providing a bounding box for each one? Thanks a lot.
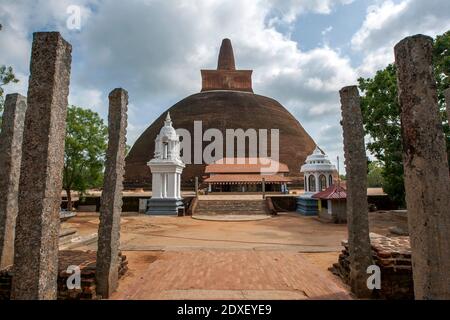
[165,112,172,126]
[147,113,185,215]
[152,112,182,162]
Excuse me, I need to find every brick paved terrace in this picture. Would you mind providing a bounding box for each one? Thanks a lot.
[61,211,407,300]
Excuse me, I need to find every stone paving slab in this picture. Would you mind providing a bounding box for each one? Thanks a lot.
[112,250,351,300]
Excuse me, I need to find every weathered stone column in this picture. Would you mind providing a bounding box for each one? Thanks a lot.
[445,88,450,126]
[195,176,199,196]
[394,35,450,300]
[0,94,27,269]
[96,88,128,298]
[11,32,72,300]
[340,86,374,298]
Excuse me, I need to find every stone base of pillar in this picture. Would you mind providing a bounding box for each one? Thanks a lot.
[146,198,184,215]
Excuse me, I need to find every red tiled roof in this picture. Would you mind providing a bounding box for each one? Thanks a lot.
[312,184,347,200]
[203,174,292,184]
[205,158,289,174]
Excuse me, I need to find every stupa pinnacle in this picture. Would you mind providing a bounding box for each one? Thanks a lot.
[201,38,253,92]
[217,38,236,70]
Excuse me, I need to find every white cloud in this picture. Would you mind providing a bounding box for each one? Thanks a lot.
[69,87,104,112]
[351,0,409,51]
[321,26,333,36]
[0,0,360,170]
[8,0,449,171]
[267,0,354,24]
[352,0,450,76]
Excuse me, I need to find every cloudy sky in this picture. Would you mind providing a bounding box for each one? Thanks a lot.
[1,0,450,171]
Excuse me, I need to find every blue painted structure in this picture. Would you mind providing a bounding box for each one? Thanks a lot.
[296,196,319,216]
[146,198,184,215]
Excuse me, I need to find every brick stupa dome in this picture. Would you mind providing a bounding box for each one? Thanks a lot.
[124,39,316,188]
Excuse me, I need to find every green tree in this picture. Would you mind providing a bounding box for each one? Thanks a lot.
[64,106,108,210]
[434,31,450,102]
[367,160,384,188]
[0,65,19,126]
[434,31,450,137]
[358,31,450,206]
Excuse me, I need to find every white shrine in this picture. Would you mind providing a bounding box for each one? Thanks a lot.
[297,146,337,215]
[301,146,336,195]
[147,112,185,215]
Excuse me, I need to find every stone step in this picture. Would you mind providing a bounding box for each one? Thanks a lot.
[194,200,269,215]
[196,200,265,207]
[196,205,266,211]
[195,207,266,212]
[194,211,268,216]
[196,206,265,211]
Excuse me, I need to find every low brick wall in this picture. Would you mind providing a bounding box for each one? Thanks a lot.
[269,196,297,212]
[331,233,413,299]
[0,250,128,300]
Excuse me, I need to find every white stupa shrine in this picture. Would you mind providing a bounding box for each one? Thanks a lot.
[147,112,185,215]
[301,146,337,195]
[297,146,337,215]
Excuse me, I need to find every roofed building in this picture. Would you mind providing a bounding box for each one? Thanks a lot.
[203,158,291,193]
[312,184,347,223]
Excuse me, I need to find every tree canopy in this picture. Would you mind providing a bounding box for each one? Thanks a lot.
[367,160,384,188]
[358,30,450,206]
[0,65,19,127]
[64,106,108,210]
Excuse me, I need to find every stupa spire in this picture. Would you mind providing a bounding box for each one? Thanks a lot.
[201,38,253,93]
[217,38,236,71]
[165,112,172,126]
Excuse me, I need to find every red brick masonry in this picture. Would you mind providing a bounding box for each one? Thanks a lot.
[331,233,413,299]
[0,250,128,300]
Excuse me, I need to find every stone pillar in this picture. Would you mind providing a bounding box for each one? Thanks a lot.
[340,85,374,298]
[96,88,128,299]
[177,173,181,198]
[262,177,266,199]
[12,32,72,300]
[152,172,163,198]
[162,174,167,198]
[394,35,450,299]
[195,176,199,196]
[445,88,450,126]
[0,94,27,269]
[167,173,175,198]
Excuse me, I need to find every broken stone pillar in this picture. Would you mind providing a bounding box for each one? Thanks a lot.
[11,32,72,300]
[394,35,450,300]
[96,88,128,298]
[340,86,374,298]
[0,94,27,269]
[445,88,450,126]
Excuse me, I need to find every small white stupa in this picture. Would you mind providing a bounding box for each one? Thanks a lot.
[300,146,337,196]
[147,112,185,215]
[297,146,337,216]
